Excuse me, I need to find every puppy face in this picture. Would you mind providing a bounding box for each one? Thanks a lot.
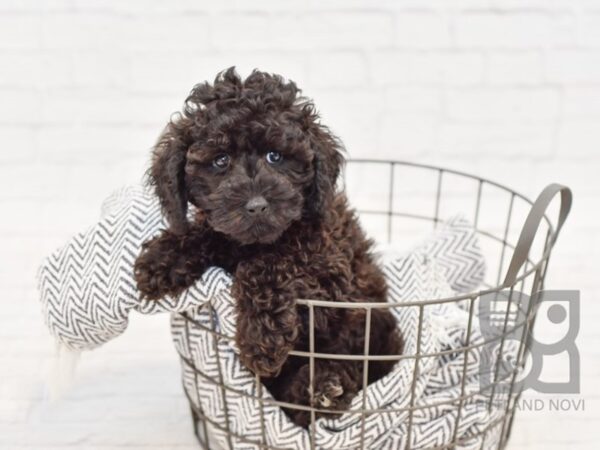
[150,68,343,245]
[184,126,313,245]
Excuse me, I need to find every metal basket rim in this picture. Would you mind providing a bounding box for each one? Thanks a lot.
[340,158,556,302]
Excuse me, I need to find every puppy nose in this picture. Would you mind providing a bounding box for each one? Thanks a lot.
[245,196,268,215]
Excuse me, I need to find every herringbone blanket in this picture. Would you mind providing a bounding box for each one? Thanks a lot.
[38,186,511,449]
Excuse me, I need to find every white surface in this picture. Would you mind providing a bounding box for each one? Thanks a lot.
[0,0,599,448]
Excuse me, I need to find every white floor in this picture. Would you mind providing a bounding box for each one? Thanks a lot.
[1,306,199,450]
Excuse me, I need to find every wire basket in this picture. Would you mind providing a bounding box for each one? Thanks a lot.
[175,159,572,450]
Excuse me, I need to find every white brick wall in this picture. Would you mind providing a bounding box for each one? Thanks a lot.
[1,0,598,448]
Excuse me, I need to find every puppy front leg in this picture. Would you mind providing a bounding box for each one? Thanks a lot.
[236,307,299,378]
[233,260,300,378]
[134,225,218,300]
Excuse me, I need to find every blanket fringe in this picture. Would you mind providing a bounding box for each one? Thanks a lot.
[44,343,81,401]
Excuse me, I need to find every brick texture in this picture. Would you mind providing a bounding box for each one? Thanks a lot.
[0,0,598,448]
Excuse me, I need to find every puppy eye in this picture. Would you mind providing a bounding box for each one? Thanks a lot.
[212,154,230,169]
[266,151,283,165]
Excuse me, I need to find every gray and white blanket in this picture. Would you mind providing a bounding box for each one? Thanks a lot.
[38,186,512,449]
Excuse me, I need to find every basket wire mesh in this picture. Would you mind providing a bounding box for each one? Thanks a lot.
[176,159,572,450]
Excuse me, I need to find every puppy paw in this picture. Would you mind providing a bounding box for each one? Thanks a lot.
[309,373,347,409]
[312,376,344,408]
[236,307,299,377]
[279,363,359,427]
[134,231,201,300]
[239,331,294,377]
[242,352,286,378]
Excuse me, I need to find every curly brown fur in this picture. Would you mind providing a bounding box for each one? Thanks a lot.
[134,67,403,427]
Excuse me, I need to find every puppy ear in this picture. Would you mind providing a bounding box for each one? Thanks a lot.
[149,119,191,234]
[306,123,345,217]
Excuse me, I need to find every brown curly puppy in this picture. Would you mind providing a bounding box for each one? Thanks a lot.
[134,68,403,427]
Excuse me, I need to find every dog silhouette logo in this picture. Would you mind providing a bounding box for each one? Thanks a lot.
[479,289,580,397]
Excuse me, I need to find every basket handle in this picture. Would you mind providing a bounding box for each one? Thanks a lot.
[502,183,572,288]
